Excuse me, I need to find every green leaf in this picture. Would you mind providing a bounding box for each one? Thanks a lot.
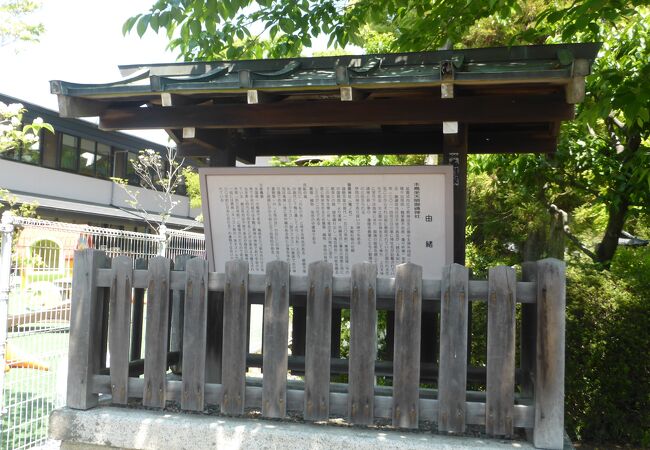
[122,14,140,36]
[150,14,160,32]
[189,20,201,37]
[136,15,150,38]
[279,17,296,34]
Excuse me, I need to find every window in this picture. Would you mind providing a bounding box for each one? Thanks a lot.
[79,138,95,175]
[31,239,61,270]
[126,153,139,185]
[60,134,78,170]
[21,139,41,164]
[96,143,111,178]
[58,133,112,178]
[0,133,41,165]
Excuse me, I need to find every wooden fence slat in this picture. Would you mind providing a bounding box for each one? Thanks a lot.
[304,261,333,421]
[486,266,516,436]
[181,258,208,411]
[348,262,377,425]
[534,259,566,450]
[520,261,537,402]
[171,254,193,374]
[67,249,110,410]
[392,263,422,429]
[109,256,133,405]
[143,256,172,408]
[438,263,469,433]
[221,260,249,415]
[262,261,290,418]
[130,258,147,361]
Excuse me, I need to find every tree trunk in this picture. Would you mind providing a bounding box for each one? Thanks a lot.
[595,198,629,269]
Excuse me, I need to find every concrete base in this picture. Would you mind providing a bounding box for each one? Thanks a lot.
[50,406,541,450]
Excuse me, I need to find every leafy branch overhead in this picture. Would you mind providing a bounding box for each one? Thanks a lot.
[125,0,643,59]
[0,0,44,48]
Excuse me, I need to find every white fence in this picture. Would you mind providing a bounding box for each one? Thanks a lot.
[0,213,205,449]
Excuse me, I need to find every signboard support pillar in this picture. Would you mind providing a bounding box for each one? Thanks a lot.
[205,148,237,383]
[443,123,470,363]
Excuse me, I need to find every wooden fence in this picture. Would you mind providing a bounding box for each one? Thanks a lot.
[66,249,566,449]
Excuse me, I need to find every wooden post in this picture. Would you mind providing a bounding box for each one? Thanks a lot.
[438,263,469,433]
[221,260,249,415]
[521,262,537,402]
[67,249,110,410]
[348,262,377,425]
[171,254,193,374]
[304,261,333,421]
[143,257,172,408]
[130,258,147,361]
[443,124,470,367]
[392,263,422,429]
[262,261,290,418]
[205,147,236,382]
[443,123,468,266]
[181,258,208,412]
[486,266,516,437]
[534,259,566,450]
[109,256,133,405]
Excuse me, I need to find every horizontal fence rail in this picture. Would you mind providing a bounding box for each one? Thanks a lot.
[66,249,566,450]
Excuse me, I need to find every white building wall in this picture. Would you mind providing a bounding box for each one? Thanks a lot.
[0,159,195,219]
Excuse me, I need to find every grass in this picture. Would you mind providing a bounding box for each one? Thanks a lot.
[1,331,69,450]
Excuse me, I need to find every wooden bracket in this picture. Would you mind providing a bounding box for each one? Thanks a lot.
[247,90,279,104]
[161,93,194,107]
[340,86,366,102]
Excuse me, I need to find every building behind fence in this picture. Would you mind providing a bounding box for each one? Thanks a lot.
[0,213,205,449]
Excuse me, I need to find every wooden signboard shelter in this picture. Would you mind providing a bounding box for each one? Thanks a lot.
[50,43,599,267]
[51,43,598,376]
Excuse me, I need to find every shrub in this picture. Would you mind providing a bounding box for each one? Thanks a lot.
[565,251,650,446]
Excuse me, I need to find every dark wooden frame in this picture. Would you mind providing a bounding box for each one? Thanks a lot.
[198,165,454,273]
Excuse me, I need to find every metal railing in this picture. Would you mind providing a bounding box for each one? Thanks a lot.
[0,213,205,449]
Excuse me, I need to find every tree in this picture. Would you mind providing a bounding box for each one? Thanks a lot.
[1,101,52,217]
[0,0,44,48]
[127,1,649,267]
[112,147,188,235]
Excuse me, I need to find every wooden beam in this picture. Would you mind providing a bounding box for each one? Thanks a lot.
[98,95,575,130]
[176,129,256,164]
[242,130,557,156]
[443,124,468,265]
[57,95,108,118]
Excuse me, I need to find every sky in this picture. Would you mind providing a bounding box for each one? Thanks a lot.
[1,0,179,144]
[0,1,342,145]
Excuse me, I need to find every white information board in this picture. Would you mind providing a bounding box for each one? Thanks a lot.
[199,166,453,278]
